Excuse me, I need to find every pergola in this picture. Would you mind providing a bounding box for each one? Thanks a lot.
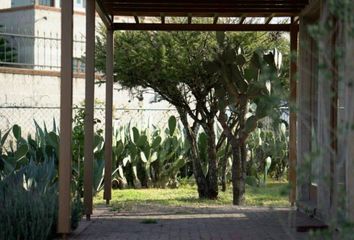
[58,0,311,237]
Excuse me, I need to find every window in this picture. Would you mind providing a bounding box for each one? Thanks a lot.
[74,0,85,8]
[39,0,55,7]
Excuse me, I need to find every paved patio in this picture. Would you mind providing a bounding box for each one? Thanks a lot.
[70,205,310,240]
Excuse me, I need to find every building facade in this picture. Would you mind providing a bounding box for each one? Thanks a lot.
[0,0,88,71]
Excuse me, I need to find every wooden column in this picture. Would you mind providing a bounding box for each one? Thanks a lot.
[83,0,95,221]
[345,10,354,221]
[58,0,73,236]
[316,24,332,222]
[348,109,354,221]
[104,28,114,205]
[289,23,298,206]
[297,17,312,202]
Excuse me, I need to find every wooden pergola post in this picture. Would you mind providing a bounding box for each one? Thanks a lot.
[84,0,95,221]
[104,28,114,205]
[345,11,354,221]
[58,0,73,236]
[297,16,312,203]
[289,21,298,206]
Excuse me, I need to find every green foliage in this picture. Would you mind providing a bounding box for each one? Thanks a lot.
[95,26,290,201]
[0,159,57,240]
[72,103,106,196]
[0,122,84,238]
[112,116,188,189]
[247,122,289,180]
[205,32,282,128]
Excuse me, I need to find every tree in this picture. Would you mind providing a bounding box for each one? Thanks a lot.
[204,32,283,204]
[95,27,289,203]
[96,30,221,199]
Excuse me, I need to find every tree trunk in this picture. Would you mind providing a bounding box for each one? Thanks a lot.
[221,143,230,192]
[178,109,210,198]
[204,119,218,199]
[218,112,245,205]
[231,142,245,205]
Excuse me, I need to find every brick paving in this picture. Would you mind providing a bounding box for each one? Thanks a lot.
[71,205,309,240]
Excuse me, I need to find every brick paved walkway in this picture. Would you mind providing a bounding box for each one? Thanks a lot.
[71,205,309,240]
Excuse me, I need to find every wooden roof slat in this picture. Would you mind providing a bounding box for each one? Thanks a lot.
[112,12,300,18]
[113,23,297,32]
[265,14,274,24]
[101,0,309,18]
[239,16,246,24]
[96,0,113,28]
[99,0,309,29]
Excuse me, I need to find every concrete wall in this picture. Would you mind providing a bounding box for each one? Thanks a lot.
[0,68,174,136]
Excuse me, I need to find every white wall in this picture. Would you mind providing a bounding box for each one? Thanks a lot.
[0,0,11,9]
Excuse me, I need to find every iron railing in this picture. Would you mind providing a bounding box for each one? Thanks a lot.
[0,28,86,72]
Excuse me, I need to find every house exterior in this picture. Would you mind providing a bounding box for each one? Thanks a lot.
[0,0,87,70]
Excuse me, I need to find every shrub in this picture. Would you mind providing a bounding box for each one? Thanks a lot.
[0,160,57,240]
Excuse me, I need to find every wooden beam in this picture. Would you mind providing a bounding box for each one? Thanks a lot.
[84,0,95,221]
[102,0,309,4]
[58,0,73,236]
[96,0,113,28]
[113,23,295,32]
[107,7,304,15]
[111,12,301,18]
[104,28,113,205]
[289,24,298,206]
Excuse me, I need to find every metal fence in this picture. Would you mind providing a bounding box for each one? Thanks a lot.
[0,106,178,137]
[0,27,86,72]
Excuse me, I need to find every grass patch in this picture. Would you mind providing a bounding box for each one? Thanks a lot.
[94,180,290,211]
